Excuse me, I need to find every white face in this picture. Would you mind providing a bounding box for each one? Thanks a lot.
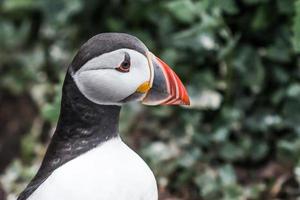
[72,48,151,105]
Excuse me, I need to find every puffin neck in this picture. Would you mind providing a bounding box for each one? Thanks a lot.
[17,72,121,200]
[56,72,121,144]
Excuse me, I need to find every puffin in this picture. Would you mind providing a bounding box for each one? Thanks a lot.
[18,33,190,200]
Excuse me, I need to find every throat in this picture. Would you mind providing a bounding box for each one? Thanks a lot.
[56,72,121,146]
[56,103,121,146]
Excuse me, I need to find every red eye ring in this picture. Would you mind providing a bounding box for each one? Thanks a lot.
[116,53,131,73]
[116,64,130,73]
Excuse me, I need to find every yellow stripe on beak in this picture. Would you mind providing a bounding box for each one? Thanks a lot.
[146,52,154,89]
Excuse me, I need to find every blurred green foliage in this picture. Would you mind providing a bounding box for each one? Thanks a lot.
[1,0,300,199]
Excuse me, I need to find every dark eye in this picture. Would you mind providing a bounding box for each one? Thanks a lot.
[116,52,130,73]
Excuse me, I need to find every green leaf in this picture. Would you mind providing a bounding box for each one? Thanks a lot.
[2,0,39,11]
[293,0,300,52]
[251,6,269,30]
[277,0,294,14]
[218,164,237,186]
[165,0,196,23]
[41,86,62,123]
[287,83,300,98]
[218,0,239,15]
[219,142,244,161]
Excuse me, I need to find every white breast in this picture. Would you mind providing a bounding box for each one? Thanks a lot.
[28,137,158,200]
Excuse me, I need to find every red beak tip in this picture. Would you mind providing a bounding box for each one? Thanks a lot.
[182,97,190,106]
[151,55,190,107]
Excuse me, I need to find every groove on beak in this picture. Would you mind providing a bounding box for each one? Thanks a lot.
[142,53,190,106]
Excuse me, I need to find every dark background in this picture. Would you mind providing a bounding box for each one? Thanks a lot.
[0,0,300,199]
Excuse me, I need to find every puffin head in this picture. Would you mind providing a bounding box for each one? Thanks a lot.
[70,33,189,106]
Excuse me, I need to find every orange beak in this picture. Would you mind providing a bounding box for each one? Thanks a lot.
[142,53,190,106]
